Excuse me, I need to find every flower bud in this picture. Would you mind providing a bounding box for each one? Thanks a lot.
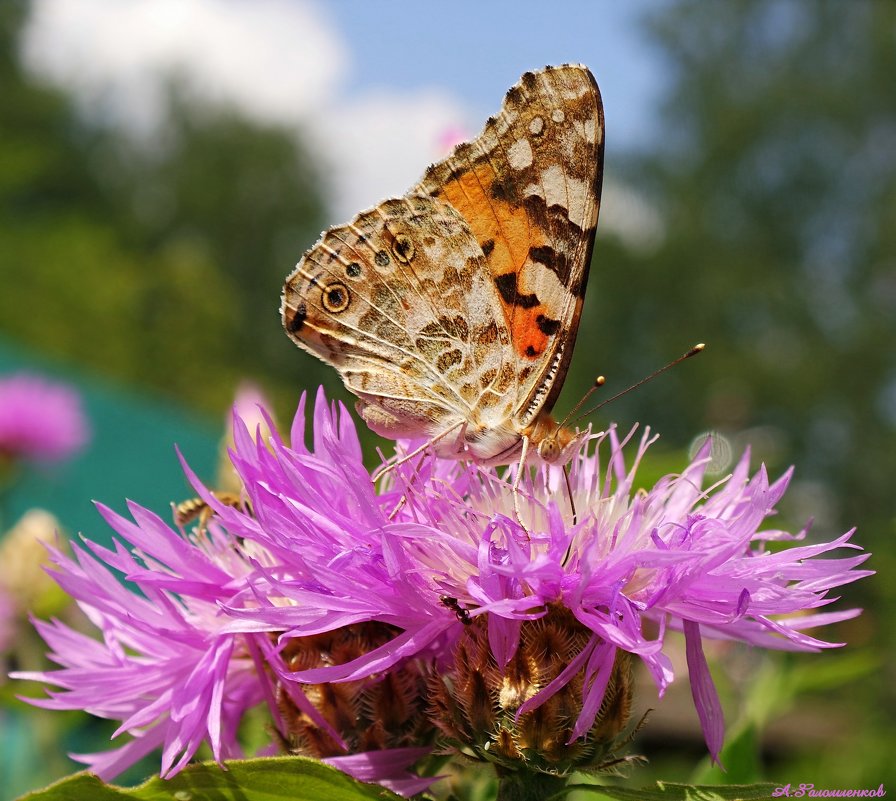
[0,509,64,615]
[428,605,633,775]
[277,622,435,757]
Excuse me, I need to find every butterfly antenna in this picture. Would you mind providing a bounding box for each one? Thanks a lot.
[573,343,705,425]
[558,375,606,430]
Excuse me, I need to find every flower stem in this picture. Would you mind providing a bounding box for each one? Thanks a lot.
[495,771,567,801]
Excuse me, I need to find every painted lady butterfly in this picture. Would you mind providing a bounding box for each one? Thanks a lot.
[282,65,603,475]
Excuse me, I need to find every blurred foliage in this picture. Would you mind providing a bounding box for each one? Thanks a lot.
[568,3,896,561]
[571,0,896,546]
[0,0,336,421]
[565,0,894,787]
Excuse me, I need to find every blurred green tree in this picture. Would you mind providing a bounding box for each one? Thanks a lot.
[562,0,894,785]
[0,0,335,417]
[569,0,895,542]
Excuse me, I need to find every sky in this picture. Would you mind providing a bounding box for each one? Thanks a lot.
[20,0,670,237]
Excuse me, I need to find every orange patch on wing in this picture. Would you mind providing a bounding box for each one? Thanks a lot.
[511,306,551,360]
[440,163,551,360]
[440,163,537,275]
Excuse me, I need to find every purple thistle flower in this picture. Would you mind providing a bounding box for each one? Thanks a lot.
[13,390,434,793]
[0,372,89,464]
[15,388,871,786]
[12,509,275,779]
[209,391,870,766]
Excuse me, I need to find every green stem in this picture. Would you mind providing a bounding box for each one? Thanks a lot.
[495,771,567,801]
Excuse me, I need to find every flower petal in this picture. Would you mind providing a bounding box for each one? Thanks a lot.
[684,619,725,766]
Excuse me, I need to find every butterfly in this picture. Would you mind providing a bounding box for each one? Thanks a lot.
[282,65,603,482]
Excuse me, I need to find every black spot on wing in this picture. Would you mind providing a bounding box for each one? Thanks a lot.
[287,303,307,334]
[480,238,495,257]
[374,250,390,267]
[529,245,571,286]
[535,314,561,336]
[489,177,512,202]
[495,272,539,309]
[522,195,585,234]
[489,175,521,207]
[448,166,467,183]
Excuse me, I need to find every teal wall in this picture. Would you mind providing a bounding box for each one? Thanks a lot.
[1,338,226,799]
[0,337,220,545]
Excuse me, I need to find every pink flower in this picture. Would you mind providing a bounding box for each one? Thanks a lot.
[215,392,870,766]
[13,391,433,792]
[12,510,276,779]
[15,389,871,785]
[0,373,89,463]
[437,124,469,154]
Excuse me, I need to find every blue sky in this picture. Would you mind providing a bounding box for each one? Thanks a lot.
[324,0,671,154]
[22,0,673,223]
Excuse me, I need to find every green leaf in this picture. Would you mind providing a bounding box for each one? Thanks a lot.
[16,757,404,801]
[788,651,879,695]
[565,780,781,801]
[689,722,761,785]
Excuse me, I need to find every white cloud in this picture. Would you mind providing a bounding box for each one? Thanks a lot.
[22,0,348,129]
[315,89,469,219]
[21,0,659,246]
[21,0,466,221]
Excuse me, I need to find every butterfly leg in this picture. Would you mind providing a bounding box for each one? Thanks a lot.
[375,421,465,520]
[511,435,531,534]
[383,449,426,520]
[372,420,465,483]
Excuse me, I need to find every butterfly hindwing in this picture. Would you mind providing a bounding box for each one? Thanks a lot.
[282,194,517,441]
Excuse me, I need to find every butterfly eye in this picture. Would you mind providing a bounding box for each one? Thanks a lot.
[322,282,350,313]
[391,234,415,264]
[537,437,562,463]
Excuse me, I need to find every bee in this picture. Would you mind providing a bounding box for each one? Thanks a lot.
[173,491,250,531]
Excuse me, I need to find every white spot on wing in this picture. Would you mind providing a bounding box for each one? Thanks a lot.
[542,164,589,229]
[582,116,598,143]
[507,137,533,170]
[523,182,544,199]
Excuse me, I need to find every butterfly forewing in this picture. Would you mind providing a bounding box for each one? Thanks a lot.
[414,65,604,428]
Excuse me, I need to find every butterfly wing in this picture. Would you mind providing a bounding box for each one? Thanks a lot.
[282,194,518,445]
[414,64,604,429]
